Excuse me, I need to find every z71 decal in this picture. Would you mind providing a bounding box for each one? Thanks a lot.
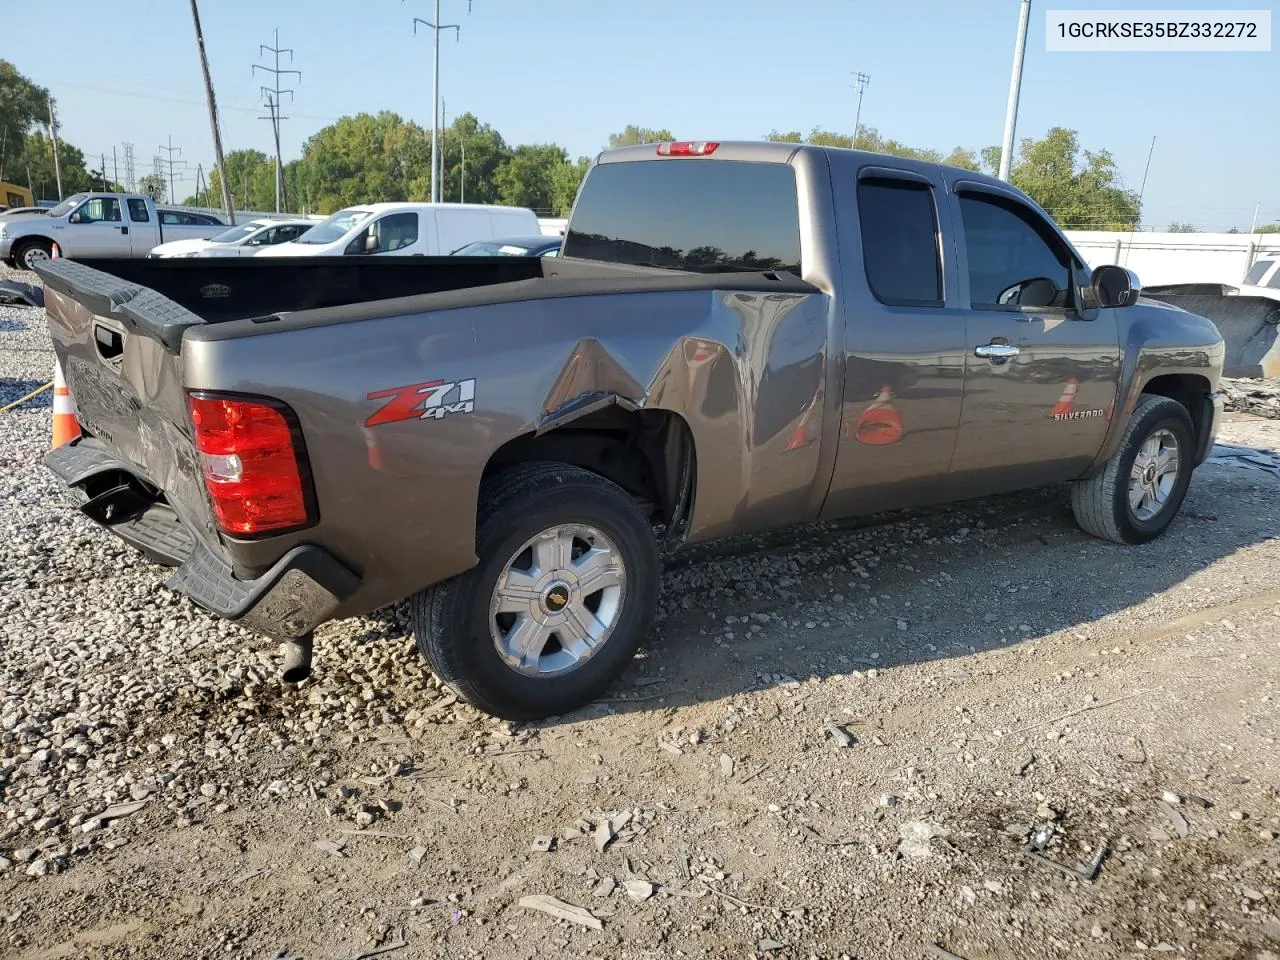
[365,378,476,427]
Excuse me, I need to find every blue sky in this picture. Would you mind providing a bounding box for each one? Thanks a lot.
[12,0,1277,230]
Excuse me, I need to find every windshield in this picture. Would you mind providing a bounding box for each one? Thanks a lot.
[46,194,89,218]
[453,240,535,256]
[295,209,372,244]
[209,222,267,244]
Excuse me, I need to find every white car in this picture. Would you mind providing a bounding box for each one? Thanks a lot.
[255,202,540,258]
[1234,254,1280,300]
[149,218,314,258]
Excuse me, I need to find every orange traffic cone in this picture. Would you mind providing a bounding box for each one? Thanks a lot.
[52,358,80,448]
[1051,379,1078,418]
[855,385,904,446]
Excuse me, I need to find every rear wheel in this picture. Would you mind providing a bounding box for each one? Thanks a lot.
[411,462,661,720]
[1070,394,1195,544]
[14,239,52,271]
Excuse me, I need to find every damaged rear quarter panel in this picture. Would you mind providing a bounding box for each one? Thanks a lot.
[182,283,832,617]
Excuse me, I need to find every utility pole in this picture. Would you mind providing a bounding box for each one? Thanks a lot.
[412,1,471,204]
[851,72,870,147]
[998,0,1033,182]
[254,27,301,213]
[112,145,119,189]
[461,137,466,203]
[1135,136,1156,230]
[101,153,108,190]
[190,0,236,225]
[159,136,182,204]
[47,98,63,200]
[1250,202,1261,234]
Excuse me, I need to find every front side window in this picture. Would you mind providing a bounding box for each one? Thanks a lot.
[857,178,942,305]
[127,198,150,222]
[297,208,372,245]
[371,212,419,252]
[959,192,1071,309]
[563,159,802,274]
[78,198,122,223]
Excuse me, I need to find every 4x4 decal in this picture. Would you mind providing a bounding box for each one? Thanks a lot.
[365,378,476,427]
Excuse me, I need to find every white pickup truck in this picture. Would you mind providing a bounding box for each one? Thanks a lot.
[0,193,227,269]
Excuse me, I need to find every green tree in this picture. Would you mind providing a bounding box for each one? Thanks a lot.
[440,112,511,206]
[607,125,674,149]
[22,131,111,198]
[494,144,569,213]
[138,174,166,202]
[550,156,591,216]
[187,150,276,211]
[1166,222,1197,233]
[1256,224,1280,234]
[1005,128,1140,230]
[0,60,50,183]
[298,112,431,213]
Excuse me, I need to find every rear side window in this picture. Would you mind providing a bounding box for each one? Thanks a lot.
[127,199,150,222]
[563,159,802,274]
[857,179,942,305]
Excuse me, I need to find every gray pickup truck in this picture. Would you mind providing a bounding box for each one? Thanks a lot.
[37,141,1225,720]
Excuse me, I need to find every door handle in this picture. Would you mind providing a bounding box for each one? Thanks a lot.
[975,343,1020,359]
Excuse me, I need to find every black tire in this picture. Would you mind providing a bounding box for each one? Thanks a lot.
[13,238,52,271]
[1070,394,1195,544]
[411,462,661,720]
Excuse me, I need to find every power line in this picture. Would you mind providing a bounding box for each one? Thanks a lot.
[254,27,301,213]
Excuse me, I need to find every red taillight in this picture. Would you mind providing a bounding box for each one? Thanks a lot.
[656,141,719,157]
[188,393,311,536]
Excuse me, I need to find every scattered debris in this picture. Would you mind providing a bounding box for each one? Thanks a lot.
[593,876,616,898]
[93,799,148,823]
[518,895,603,931]
[313,839,347,858]
[1161,790,1182,805]
[531,835,556,853]
[758,939,788,952]
[1029,824,1056,851]
[347,930,407,959]
[1015,753,1036,776]
[624,879,656,902]
[1206,442,1280,479]
[720,754,735,778]
[1006,691,1151,736]
[739,762,769,785]
[1184,794,1213,809]
[1158,801,1191,838]
[823,722,855,748]
[898,821,950,859]
[407,846,428,867]
[1118,737,1147,763]
[880,794,900,808]
[660,740,684,756]
[1027,841,1107,882]
[925,944,970,960]
[339,829,409,840]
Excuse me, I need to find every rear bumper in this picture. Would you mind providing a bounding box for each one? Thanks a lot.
[46,438,359,640]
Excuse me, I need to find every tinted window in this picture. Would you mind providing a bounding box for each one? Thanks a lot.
[857,179,942,305]
[1244,260,1273,285]
[127,198,150,222]
[959,193,1071,309]
[563,159,801,274]
[79,198,121,223]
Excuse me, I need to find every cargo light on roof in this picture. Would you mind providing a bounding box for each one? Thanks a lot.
[656,141,720,157]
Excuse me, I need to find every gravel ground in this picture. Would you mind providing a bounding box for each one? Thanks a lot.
[2,264,1279,959]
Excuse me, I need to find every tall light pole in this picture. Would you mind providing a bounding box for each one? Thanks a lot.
[998,0,1032,182]
[851,72,870,147]
[412,0,470,204]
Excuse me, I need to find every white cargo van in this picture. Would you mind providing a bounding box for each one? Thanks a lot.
[256,202,539,258]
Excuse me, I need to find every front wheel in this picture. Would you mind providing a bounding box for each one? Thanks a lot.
[14,239,52,271]
[1071,394,1195,544]
[411,462,661,720]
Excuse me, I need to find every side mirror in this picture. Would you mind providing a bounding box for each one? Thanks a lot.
[363,232,379,254]
[68,212,82,224]
[1091,264,1141,308]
